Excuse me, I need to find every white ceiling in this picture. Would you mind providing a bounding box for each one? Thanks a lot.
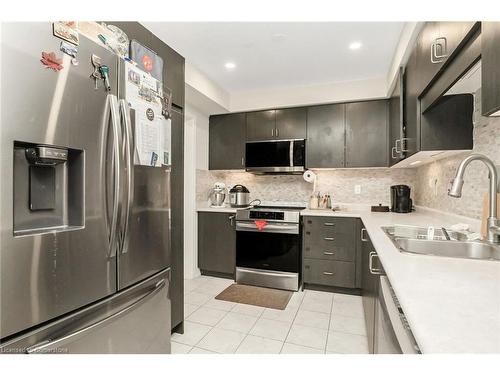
[143,22,405,93]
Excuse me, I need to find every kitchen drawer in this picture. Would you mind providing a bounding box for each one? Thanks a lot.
[303,258,356,288]
[304,216,356,235]
[303,240,355,262]
[303,216,356,244]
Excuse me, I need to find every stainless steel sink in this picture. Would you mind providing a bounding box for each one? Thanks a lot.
[382,226,500,261]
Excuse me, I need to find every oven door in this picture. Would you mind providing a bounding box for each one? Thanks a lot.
[245,140,305,173]
[236,221,300,273]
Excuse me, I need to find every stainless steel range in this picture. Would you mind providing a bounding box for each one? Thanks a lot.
[235,204,305,291]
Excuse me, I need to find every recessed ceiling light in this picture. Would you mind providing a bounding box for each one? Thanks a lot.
[349,41,362,50]
[224,62,236,70]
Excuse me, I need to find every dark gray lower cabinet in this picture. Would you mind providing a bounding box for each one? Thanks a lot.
[361,225,380,354]
[306,104,345,168]
[198,212,236,277]
[302,216,359,289]
[209,113,246,170]
[345,100,388,168]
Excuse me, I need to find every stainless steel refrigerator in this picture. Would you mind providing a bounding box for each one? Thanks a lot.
[0,23,171,353]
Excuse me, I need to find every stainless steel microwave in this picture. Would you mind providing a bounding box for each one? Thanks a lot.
[245,139,305,174]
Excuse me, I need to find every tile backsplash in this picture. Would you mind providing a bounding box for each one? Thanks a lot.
[414,91,500,220]
[197,168,417,206]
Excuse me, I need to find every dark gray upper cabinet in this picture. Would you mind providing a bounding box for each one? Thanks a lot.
[209,113,246,170]
[246,110,276,141]
[403,47,420,158]
[246,108,306,141]
[109,22,185,108]
[345,100,388,168]
[198,212,236,277]
[388,71,403,166]
[482,22,500,116]
[416,22,441,94]
[401,22,479,160]
[306,104,345,168]
[275,107,307,140]
[416,22,476,95]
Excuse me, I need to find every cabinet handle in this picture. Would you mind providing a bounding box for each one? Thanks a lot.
[228,214,235,227]
[324,222,335,226]
[275,128,279,137]
[324,237,335,241]
[391,146,398,159]
[323,251,334,256]
[431,37,448,64]
[271,128,274,137]
[369,251,384,275]
[361,228,368,242]
[400,137,410,152]
[241,157,244,166]
[323,271,334,276]
[395,139,402,153]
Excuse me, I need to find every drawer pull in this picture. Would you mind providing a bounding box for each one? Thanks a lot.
[323,251,334,255]
[324,237,335,241]
[323,271,334,276]
[324,222,335,226]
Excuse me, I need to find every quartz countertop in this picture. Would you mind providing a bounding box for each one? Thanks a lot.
[301,208,499,354]
[197,203,500,352]
[196,205,237,213]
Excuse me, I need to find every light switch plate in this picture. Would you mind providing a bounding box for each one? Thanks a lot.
[354,185,361,195]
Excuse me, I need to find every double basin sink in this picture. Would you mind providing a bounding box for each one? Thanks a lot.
[383,226,500,261]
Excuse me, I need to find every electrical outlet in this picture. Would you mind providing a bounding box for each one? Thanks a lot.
[354,185,361,195]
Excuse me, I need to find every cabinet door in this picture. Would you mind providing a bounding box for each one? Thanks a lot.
[417,22,476,95]
[246,110,276,141]
[198,212,236,276]
[403,48,419,158]
[388,73,402,166]
[306,104,345,168]
[361,227,378,354]
[438,22,475,62]
[345,100,388,168]
[275,107,307,140]
[416,22,441,94]
[209,113,246,170]
[482,22,500,116]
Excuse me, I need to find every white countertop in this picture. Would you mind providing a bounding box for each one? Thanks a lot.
[196,205,237,213]
[197,204,500,353]
[303,208,500,354]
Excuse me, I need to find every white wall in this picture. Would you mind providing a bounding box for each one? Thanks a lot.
[183,103,211,280]
[229,77,388,112]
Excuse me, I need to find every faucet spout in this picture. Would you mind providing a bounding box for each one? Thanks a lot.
[448,154,499,244]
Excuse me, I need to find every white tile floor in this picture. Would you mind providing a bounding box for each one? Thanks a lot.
[171,276,369,354]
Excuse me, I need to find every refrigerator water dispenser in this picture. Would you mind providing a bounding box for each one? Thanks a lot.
[13,142,84,236]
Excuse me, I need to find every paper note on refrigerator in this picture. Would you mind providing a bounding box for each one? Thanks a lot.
[124,61,171,167]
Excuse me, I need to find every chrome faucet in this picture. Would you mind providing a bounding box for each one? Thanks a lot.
[448,154,500,244]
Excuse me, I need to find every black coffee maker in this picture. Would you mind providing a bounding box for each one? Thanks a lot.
[390,185,413,213]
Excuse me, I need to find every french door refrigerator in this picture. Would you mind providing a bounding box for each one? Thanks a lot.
[0,23,171,353]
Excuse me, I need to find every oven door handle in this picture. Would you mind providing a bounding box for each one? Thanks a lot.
[236,221,299,234]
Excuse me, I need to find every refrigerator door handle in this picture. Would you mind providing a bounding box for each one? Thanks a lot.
[25,278,167,354]
[119,99,134,254]
[107,94,122,258]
